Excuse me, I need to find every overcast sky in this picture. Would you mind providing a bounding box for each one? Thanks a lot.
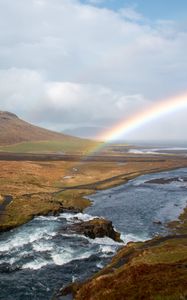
[0,0,187,141]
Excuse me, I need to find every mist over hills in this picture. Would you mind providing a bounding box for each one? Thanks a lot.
[64,126,106,140]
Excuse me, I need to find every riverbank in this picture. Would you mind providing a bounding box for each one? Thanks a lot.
[54,171,187,300]
[59,234,187,300]
[0,155,187,232]
[1,155,187,299]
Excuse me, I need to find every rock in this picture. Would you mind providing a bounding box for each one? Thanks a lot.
[153,220,162,225]
[0,111,18,120]
[146,177,187,185]
[55,235,187,300]
[67,218,122,242]
[52,283,78,300]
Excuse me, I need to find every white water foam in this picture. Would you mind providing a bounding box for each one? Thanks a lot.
[51,250,92,266]
[32,242,54,252]
[89,236,122,256]
[128,149,160,155]
[179,177,184,182]
[51,251,73,266]
[99,245,116,254]
[121,233,149,244]
[22,259,50,270]
[0,227,56,252]
[60,233,90,239]
[159,147,187,151]
[0,256,18,265]
[62,212,99,223]
[36,215,60,221]
[89,236,123,246]
[96,262,104,269]
[128,147,187,155]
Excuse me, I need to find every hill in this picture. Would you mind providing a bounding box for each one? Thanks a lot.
[0,111,100,153]
[0,111,79,146]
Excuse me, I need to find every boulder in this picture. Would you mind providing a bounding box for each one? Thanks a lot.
[68,218,122,242]
[153,220,162,225]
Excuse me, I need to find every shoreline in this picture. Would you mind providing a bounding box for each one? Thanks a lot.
[54,176,187,300]
[1,162,187,233]
[0,155,187,299]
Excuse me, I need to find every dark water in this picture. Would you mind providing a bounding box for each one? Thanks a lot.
[87,168,187,242]
[0,168,187,300]
[0,213,117,300]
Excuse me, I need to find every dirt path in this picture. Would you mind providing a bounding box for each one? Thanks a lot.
[55,165,183,193]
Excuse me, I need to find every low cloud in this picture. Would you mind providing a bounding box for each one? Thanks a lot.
[0,0,187,140]
[0,68,146,124]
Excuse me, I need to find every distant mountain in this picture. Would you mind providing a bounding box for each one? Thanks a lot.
[0,111,80,146]
[64,126,106,139]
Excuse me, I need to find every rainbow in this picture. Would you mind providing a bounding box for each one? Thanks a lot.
[89,93,187,154]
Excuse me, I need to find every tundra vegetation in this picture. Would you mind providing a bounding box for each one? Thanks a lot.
[0,112,187,299]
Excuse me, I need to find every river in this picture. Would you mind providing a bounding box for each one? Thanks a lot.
[0,168,187,300]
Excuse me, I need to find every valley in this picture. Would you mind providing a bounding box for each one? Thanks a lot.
[0,111,187,300]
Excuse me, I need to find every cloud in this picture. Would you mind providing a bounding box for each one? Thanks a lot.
[0,0,187,140]
[0,68,44,113]
[0,67,187,141]
[0,67,147,125]
[119,7,144,21]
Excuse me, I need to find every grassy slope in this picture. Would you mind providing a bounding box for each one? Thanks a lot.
[72,236,187,300]
[63,216,187,300]
[0,111,75,145]
[56,184,187,300]
[0,111,100,154]
[0,140,100,154]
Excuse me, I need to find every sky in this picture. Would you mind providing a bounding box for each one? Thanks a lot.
[0,0,187,142]
[84,0,187,21]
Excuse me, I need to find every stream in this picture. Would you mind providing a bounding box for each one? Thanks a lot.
[0,168,187,300]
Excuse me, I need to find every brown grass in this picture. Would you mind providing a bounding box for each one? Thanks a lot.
[0,111,77,146]
[1,155,187,299]
[1,157,187,232]
[72,237,187,300]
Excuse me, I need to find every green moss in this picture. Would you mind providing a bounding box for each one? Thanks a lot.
[64,235,187,300]
[130,238,187,265]
[54,189,92,211]
[0,140,101,154]
[169,207,187,234]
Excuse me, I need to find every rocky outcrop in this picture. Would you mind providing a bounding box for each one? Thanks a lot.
[146,177,187,184]
[54,235,187,300]
[0,111,18,119]
[65,218,122,242]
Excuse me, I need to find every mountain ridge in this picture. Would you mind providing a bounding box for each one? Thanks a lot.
[0,111,80,146]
